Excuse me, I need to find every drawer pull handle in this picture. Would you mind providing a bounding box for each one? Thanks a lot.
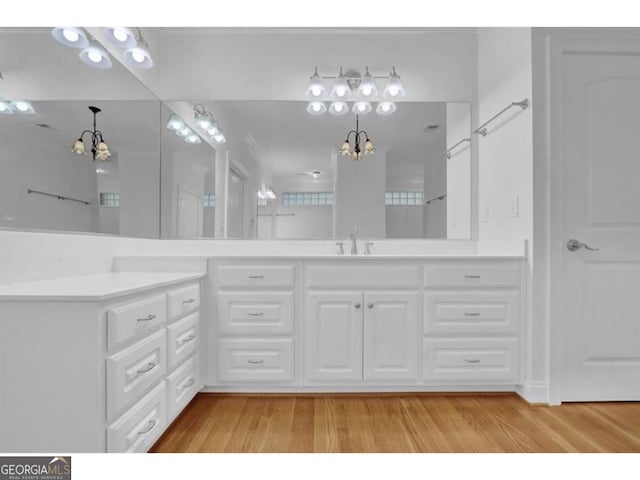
[176,334,196,348]
[136,362,157,374]
[182,378,196,389]
[464,358,480,364]
[137,419,157,435]
[247,312,265,317]
[464,275,481,279]
[137,314,156,322]
[248,359,264,364]
[464,312,481,317]
[182,298,196,304]
[248,275,264,279]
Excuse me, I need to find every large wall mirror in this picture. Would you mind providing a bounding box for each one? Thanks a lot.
[198,100,471,240]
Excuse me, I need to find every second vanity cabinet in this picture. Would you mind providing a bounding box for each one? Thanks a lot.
[304,262,420,384]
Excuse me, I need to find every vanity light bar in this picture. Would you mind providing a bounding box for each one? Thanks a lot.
[307,101,396,116]
[0,100,36,114]
[166,114,201,144]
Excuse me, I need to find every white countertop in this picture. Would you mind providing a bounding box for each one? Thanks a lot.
[0,272,205,302]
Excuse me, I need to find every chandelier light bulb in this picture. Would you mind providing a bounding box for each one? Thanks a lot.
[71,139,86,155]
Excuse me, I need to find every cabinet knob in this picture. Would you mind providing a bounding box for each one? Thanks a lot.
[354,303,361,309]
[367,302,374,309]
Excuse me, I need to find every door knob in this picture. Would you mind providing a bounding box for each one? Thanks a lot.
[567,238,600,252]
[367,303,374,309]
[354,303,361,309]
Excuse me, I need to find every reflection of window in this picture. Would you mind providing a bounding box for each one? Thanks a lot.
[257,198,268,207]
[202,193,215,207]
[282,192,334,206]
[99,192,120,207]
[385,191,423,206]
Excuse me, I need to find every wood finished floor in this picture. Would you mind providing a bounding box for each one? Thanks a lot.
[150,393,640,453]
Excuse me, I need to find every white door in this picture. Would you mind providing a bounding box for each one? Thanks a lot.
[177,187,202,239]
[363,291,418,381]
[560,43,640,401]
[305,291,363,382]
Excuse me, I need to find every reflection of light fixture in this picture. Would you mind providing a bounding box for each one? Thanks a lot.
[0,100,36,114]
[305,66,403,115]
[51,27,89,48]
[340,114,375,161]
[122,28,154,69]
[193,104,226,143]
[166,113,202,144]
[376,101,397,115]
[71,106,111,161]
[306,101,326,115]
[258,185,277,199]
[383,66,405,98]
[329,101,348,116]
[352,101,372,115]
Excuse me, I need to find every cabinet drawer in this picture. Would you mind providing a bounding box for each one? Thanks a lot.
[167,284,200,323]
[217,291,294,336]
[166,355,200,422]
[424,292,520,335]
[423,338,519,383]
[167,312,199,370]
[107,329,167,420]
[216,264,295,289]
[424,261,521,288]
[107,381,166,453]
[306,263,421,289]
[107,294,166,350]
[218,338,294,382]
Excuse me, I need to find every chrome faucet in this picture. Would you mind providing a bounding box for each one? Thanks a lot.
[350,227,358,255]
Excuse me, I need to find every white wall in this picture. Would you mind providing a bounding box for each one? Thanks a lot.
[446,103,472,239]
[334,150,386,238]
[119,153,161,238]
[476,27,535,398]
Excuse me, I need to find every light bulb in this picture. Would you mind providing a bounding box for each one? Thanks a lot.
[311,86,322,96]
[334,103,343,112]
[113,28,128,42]
[13,101,30,112]
[131,49,146,63]
[0,101,12,113]
[357,103,366,112]
[382,103,390,112]
[361,84,372,96]
[388,85,400,96]
[178,127,190,137]
[335,86,347,98]
[62,29,79,43]
[88,50,102,63]
[376,101,396,115]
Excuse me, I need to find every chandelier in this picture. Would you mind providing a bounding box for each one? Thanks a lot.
[71,106,111,161]
[306,66,404,116]
[339,115,375,161]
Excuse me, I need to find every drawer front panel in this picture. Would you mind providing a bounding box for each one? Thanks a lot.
[424,292,520,335]
[424,261,521,288]
[306,264,421,289]
[107,381,166,453]
[166,355,200,421]
[218,338,294,382]
[167,312,199,370]
[107,294,166,350]
[423,338,519,383]
[167,284,200,323]
[217,291,294,336]
[107,329,167,420]
[216,264,295,289]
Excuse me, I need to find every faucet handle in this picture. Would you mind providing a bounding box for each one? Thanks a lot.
[364,241,374,255]
[335,242,344,255]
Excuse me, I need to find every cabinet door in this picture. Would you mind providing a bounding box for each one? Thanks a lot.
[363,291,419,382]
[305,291,363,382]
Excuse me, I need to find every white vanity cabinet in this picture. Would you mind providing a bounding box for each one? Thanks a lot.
[304,262,420,385]
[212,260,297,385]
[422,260,524,385]
[0,273,203,453]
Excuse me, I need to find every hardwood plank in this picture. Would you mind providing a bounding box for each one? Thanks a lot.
[150,393,640,453]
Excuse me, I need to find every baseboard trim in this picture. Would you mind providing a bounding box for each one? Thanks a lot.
[201,385,518,394]
[516,381,550,404]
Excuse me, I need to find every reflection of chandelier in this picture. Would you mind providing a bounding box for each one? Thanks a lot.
[339,114,375,161]
[71,106,111,161]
